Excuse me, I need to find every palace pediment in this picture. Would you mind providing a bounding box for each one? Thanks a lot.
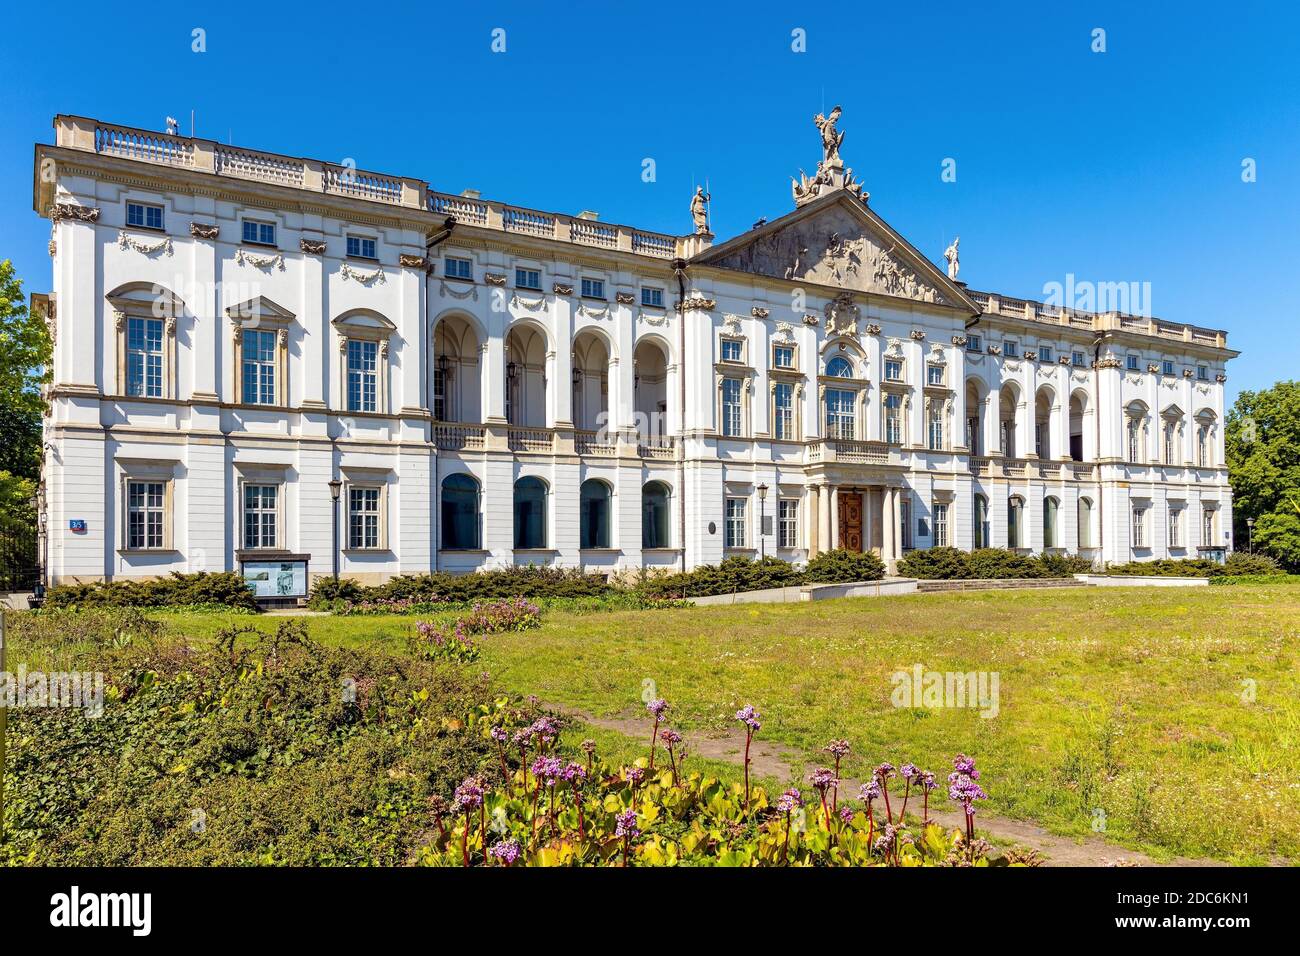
[693,191,977,313]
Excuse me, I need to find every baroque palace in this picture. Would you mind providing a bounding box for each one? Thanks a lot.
[31,110,1237,592]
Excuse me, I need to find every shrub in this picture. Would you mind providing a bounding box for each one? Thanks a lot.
[309,567,616,610]
[1104,559,1222,578]
[897,547,972,580]
[44,571,259,611]
[637,556,804,599]
[1035,552,1096,576]
[804,548,886,583]
[967,548,1045,579]
[1221,551,1281,576]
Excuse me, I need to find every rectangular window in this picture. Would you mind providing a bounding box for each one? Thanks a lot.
[126,480,165,550]
[1163,421,1177,464]
[346,235,377,259]
[1038,345,1053,363]
[580,277,605,299]
[1132,506,1147,548]
[927,399,944,450]
[1004,340,1019,358]
[243,484,279,549]
[884,359,903,382]
[885,393,903,444]
[901,497,912,550]
[433,366,447,421]
[773,345,794,369]
[1072,350,1086,367]
[1162,359,1175,376]
[778,499,799,550]
[1127,419,1142,463]
[721,339,743,363]
[242,220,276,246]
[826,388,856,440]
[1197,365,1209,381]
[1197,425,1210,467]
[1202,509,1215,547]
[346,339,379,412]
[126,201,164,230]
[966,334,982,353]
[445,256,473,280]
[725,497,747,548]
[515,267,541,290]
[967,416,980,455]
[774,382,795,440]
[1168,508,1183,548]
[126,316,164,398]
[1127,354,1141,371]
[641,287,664,308]
[927,364,944,386]
[1035,422,1046,458]
[933,503,949,546]
[721,378,743,436]
[348,486,381,550]
[241,329,277,406]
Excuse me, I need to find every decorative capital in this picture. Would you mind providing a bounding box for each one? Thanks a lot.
[951,335,967,347]
[484,272,508,287]
[678,296,716,312]
[910,329,926,341]
[47,240,57,257]
[300,237,327,255]
[1096,357,1122,369]
[802,314,820,326]
[50,202,100,224]
[615,291,635,305]
[553,282,574,296]
[113,310,127,332]
[189,221,220,240]
[865,323,881,335]
[1182,368,1195,378]
[751,307,770,319]
[1215,373,1227,383]
[1058,355,1071,365]
[399,253,426,269]
[987,344,1003,356]
[1147,363,1161,374]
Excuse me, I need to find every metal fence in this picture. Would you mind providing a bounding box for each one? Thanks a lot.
[0,517,38,592]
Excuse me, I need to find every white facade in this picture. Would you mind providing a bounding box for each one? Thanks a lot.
[31,114,1238,585]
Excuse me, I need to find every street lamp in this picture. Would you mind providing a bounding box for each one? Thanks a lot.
[756,483,769,559]
[1246,516,1254,554]
[328,479,343,581]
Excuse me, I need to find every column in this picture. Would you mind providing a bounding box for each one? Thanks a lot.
[983,394,1000,457]
[818,482,832,555]
[863,486,876,552]
[808,484,821,557]
[882,487,895,559]
[829,484,840,550]
[892,486,903,560]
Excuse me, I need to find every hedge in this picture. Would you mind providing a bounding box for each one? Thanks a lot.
[636,550,884,599]
[310,566,617,609]
[897,547,1094,580]
[1105,551,1282,578]
[44,571,260,611]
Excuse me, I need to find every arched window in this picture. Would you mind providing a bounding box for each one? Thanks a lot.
[642,481,671,549]
[580,479,612,549]
[514,477,548,549]
[825,356,854,378]
[1078,497,1094,549]
[441,473,480,550]
[973,494,989,549]
[1043,496,1059,549]
[1008,495,1024,549]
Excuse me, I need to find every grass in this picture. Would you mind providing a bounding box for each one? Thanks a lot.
[12,582,1300,863]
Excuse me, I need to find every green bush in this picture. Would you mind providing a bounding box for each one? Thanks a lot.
[309,567,617,610]
[803,548,886,583]
[1104,558,1221,578]
[1221,551,1281,576]
[967,548,1045,579]
[44,571,259,611]
[638,556,804,599]
[0,621,530,865]
[1035,552,1096,576]
[897,547,972,580]
[1210,573,1299,586]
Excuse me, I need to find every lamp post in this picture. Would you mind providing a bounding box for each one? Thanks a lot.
[1246,516,1254,554]
[328,479,343,581]
[757,483,769,559]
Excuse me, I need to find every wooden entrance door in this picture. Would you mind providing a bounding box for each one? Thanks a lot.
[838,491,863,552]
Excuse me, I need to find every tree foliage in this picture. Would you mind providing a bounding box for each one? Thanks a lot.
[1226,380,1300,569]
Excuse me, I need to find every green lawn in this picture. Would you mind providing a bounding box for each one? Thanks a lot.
[23,582,1300,863]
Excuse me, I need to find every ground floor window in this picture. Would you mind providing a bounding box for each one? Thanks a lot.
[642,481,671,548]
[348,486,382,550]
[1202,508,1215,547]
[725,497,747,548]
[974,494,989,549]
[933,502,949,546]
[126,480,165,550]
[514,477,548,549]
[580,479,611,548]
[1007,496,1023,549]
[441,474,480,549]
[1078,497,1094,549]
[901,495,912,550]
[778,499,799,549]
[243,484,279,549]
[1168,507,1183,548]
[1132,505,1148,549]
[1043,496,1059,549]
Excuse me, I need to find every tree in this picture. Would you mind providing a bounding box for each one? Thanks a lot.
[1226,380,1300,569]
[0,259,50,520]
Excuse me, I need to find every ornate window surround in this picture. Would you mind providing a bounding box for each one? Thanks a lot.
[233,462,292,555]
[107,284,182,400]
[342,467,391,552]
[228,296,295,407]
[116,457,179,553]
[333,310,397,415]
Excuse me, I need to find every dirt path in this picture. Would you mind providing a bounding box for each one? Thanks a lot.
[550,704,1226,868]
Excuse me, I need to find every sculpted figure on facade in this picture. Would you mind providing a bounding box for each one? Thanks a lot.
[814,105,845,167]
[944,236,960,280]
[690,186,711,235]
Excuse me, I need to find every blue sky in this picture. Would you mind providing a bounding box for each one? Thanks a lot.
[2,0,1296,402]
